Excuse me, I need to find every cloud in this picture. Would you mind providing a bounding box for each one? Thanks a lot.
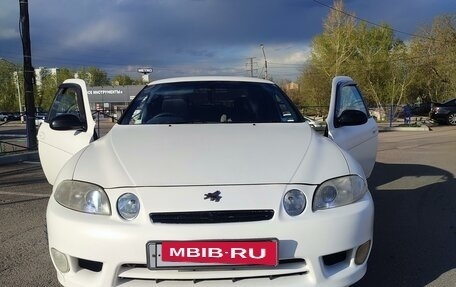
[175,48,215,58]
[63,19,126,48]
[0,28,18,40]
[1,0,454,81]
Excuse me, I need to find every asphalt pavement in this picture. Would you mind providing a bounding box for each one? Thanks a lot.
[354,125,456,287]
[0,161,55,287]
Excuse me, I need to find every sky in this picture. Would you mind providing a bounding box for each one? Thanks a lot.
[0,0,454,81]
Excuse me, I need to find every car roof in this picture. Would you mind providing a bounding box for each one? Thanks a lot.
[147,76,274,86]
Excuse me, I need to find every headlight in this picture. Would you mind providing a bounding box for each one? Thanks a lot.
[54,180,111,215]
[313,175,367,211]
[283,189,306,216]
[117,193,140,220]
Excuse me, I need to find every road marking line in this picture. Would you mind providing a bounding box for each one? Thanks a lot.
[0,190,50,198]
[22,161,41,165]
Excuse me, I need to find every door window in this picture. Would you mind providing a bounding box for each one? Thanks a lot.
[47,85,85,123]
[335,85,369,118]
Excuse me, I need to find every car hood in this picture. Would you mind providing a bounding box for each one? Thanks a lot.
[73,123,350,188]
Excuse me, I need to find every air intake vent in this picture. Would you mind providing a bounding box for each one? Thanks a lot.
[150,210,274,224]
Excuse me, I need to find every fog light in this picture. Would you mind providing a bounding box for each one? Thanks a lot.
[283,189,306,216]
[51,248,70,273]
[354,240,371,265]
[117,193,140,220]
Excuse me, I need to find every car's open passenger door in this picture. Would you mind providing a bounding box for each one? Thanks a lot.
[38,79,95,185]
[326,76,378,178]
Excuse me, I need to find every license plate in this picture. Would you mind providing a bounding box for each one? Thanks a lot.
[147,240,278,268]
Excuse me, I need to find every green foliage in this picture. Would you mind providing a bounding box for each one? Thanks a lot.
[0,64,141,111]
[0,60,22,112]
[35,68,78,110]
[56,68,75,83]
[311,0,357,77]
[409,14,456,102]
[349,23,412,109]
[77,66,110,86]
[297,1,455,114]
[298,0,356,112]
[112,74,142,86]
[297,63,332,116]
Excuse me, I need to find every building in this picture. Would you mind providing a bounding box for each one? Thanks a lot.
[87,85,144,118]
[34,67,58,87]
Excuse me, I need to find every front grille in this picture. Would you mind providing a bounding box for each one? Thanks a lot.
[117,258,308,284]
[150,210,274,224]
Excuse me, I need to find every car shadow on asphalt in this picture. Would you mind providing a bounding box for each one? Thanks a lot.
[0,163,51,195]
[353,162,456,286]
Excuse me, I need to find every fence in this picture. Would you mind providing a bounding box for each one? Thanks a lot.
[301,103,430,122]
[0,119,28,155]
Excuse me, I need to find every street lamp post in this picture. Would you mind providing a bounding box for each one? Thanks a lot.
[13,71,23,119]
[260,44,268,80]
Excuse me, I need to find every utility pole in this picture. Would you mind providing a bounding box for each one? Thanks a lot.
[246,57,256,77]
[260,44,268,80]
[13,71,23,119]
[19,0,37,150]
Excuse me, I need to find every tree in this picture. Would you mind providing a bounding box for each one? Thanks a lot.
[311,0,357,77]
[298,0,356,116]
[0,60,22,111]
[112,74,141,86]
[78,66,110,86]
[348,23,414,118]
[299,0,415,118]
[384,41,415,108]
[35,68,77,110]
[409,14,456,102]
[35,68,55,109]
[297,63,332,116]
[55,68,75,84]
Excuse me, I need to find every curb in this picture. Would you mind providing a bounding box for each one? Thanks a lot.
[0,151,39,165]
[378,125,430,132]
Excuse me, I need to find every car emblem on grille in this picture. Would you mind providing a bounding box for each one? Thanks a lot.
[204,190,222,202]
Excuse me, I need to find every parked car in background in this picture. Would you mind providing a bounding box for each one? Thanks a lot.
[39,76,377,287]
[410,102,432,116]
[9,112,21,121]
[303,116,326,131]
[35,112,47,126]
[0,112,9,121]
[430,98,456,125]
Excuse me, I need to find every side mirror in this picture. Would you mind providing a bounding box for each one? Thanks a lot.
[336,109,368,127]
[50,114,86,131]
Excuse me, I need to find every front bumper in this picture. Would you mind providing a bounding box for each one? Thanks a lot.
[47,184,374,287]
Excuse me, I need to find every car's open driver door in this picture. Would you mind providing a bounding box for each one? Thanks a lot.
[37,79,95,185]
[326,76,378,178]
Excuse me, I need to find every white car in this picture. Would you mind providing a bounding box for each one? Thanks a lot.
[35,112,47,126]
[38,76,378,287]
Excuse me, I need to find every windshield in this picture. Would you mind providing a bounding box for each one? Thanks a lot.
[119,81,303,125]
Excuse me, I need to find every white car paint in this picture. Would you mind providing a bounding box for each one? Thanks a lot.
[69,123,351,188]
[40,76,377,287]
[38,79,95,185]
[326,76,378,178]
